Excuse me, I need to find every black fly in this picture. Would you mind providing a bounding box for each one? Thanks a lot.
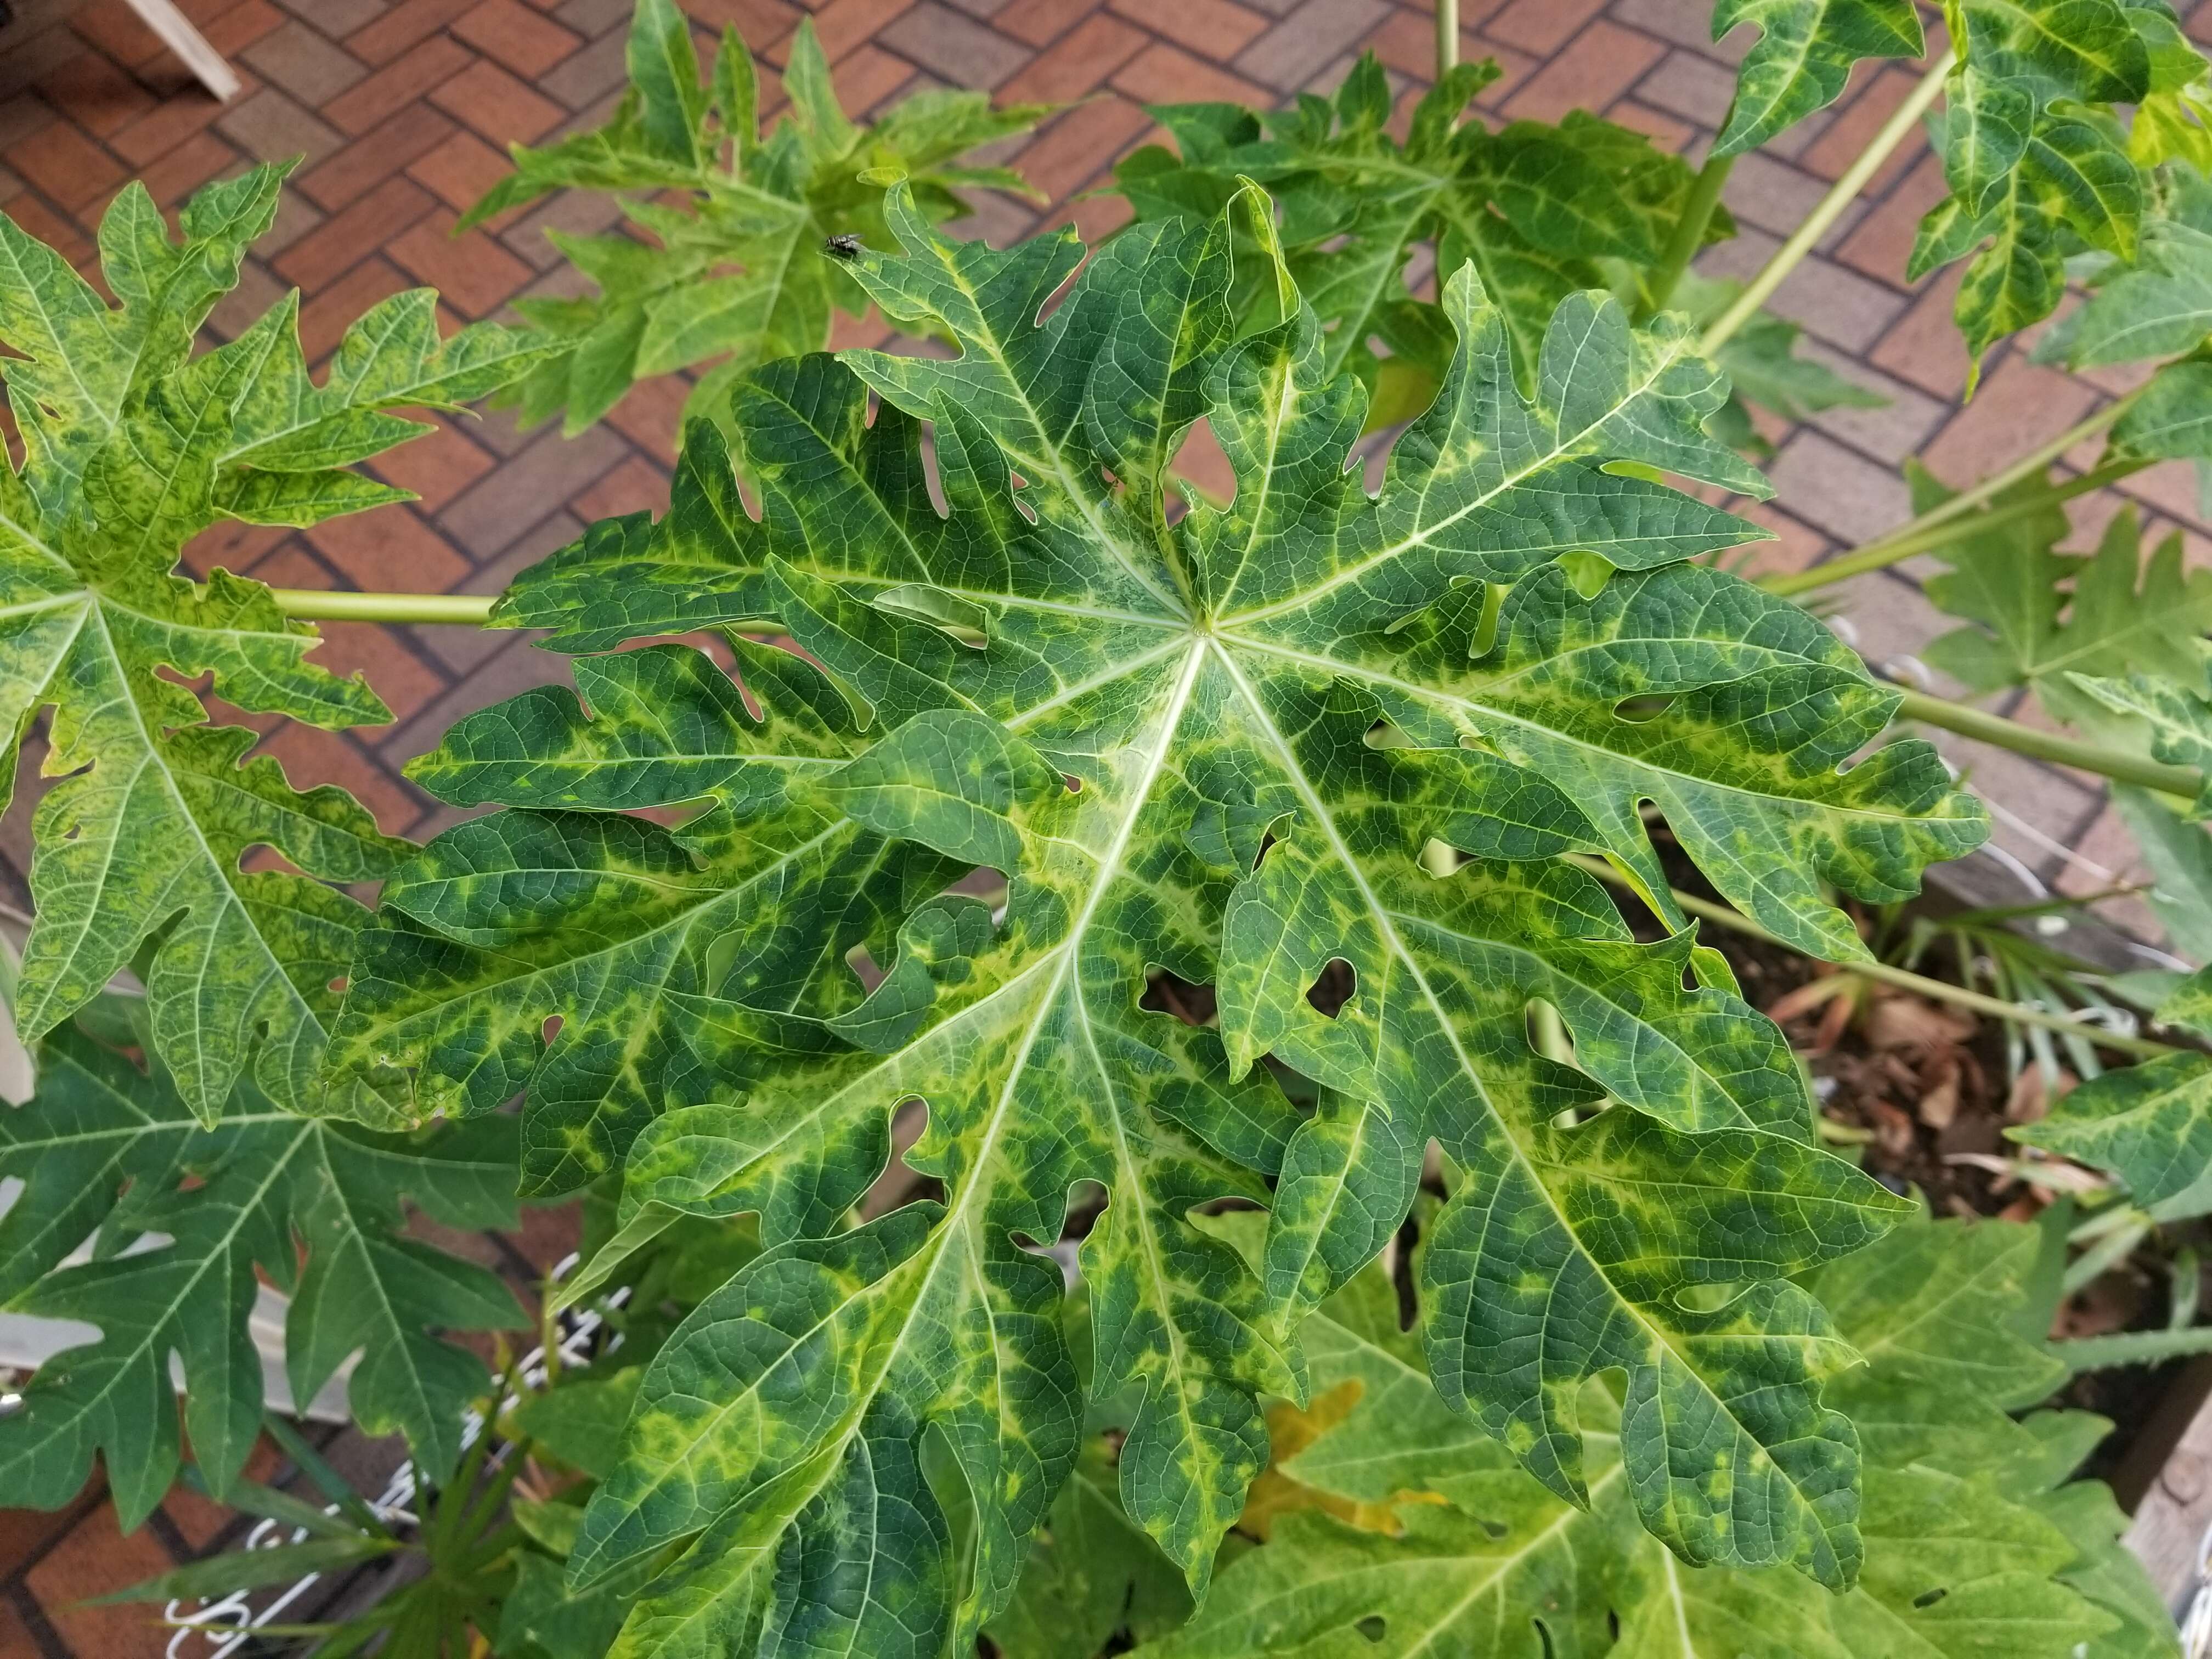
[823,233,864,261]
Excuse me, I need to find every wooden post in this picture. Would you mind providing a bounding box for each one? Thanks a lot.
[123,0,239,101]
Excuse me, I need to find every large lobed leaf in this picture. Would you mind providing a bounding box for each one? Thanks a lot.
[330,184,1980,1644]
[1918,471,2212,733]
[1110,57,1747,408]
[1909,0,2209,380]
[464,0,1043,437]
[0,164,550,1122]
[0,1015,523,1525]
[1107,52,1882,447]
[1137,1214,2171,1659]
[2015,1049,2212,1215]
[1713,0,1925,157]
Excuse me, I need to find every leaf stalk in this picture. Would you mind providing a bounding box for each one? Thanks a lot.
[1436,0,1458,75]
[1641,150,1735,322]
[1762,455,2145,598]
[1889,686,2204,798]
[273,589,498,625]
[1700,48,1955,354]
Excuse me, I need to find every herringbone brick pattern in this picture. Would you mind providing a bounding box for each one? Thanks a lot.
[1,0,2208,1643]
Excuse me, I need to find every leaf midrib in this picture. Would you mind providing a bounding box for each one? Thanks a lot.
[1207,636,1844,1553]
[590,641,1211,1584]
[1226,634,1928,830]
[1216,324,1705,629]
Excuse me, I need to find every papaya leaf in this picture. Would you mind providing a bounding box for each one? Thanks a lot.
[2112,783,2212,960]
[985,1434,1194,1659]
[323,635,959,1184]
[1911,95,2144,384]
[1142,1217,2158,1658]
[1713,0,1926,157]
[0,166,548,1122]
[2071,671,2212,813]
[1108,52,1735,405]
[1908,1,2191,381]
[463,1,1043,437]
[2011,1050,2212,1210]
[2047,163,2212,368]
[1918,472,2212,732]
[347,178,1986,1647]
[0,1020,523,1526]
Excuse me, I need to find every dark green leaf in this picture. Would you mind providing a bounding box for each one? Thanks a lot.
[0,1022,523,1523]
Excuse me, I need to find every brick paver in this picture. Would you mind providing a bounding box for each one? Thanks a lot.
[3,0,2208,1620]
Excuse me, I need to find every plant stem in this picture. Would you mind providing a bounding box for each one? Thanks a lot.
[1701,48,1955,355]
[1763,456,2144,597]
[1891,686,2205,798]
[1641,150,1735,321]
[1436,0,1458,74]
[1567,854,2183,1059]
[272,589,496,624]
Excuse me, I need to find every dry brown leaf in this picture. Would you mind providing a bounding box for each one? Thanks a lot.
[1768,973,1852,1024]
[1917,1064,1960,1131]
[2005,1066,2079,1125]
[1866,989,1977,1054]
[1944,1150,2109,1196]
[1870,1100,1916,1160]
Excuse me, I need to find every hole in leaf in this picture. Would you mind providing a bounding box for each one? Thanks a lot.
[540,1014,563,1045]
[328,977,348,996]
[1392,1209,1420,1331]
[1525,999,1572,1065]
[917,1420,978,1561]
[1170,419,1234,517]
[1612,693,1677,723]
[1913,1588,1949,1610]
[1355,1616,1386,1643]
[858,1097,940,1218]
[843,941,884,996]
[1141,969,1215,1025]
[1672,1282,1743,1315]
[1307,959,1355,1019]
[918,425,949,516]
[869,584,990,648]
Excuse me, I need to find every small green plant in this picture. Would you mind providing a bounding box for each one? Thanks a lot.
[1107,58,1876,441]
[8,4,2212,1656]
[464,0,1045,437]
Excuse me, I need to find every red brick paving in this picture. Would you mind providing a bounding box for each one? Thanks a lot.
[3,0,2209,1614]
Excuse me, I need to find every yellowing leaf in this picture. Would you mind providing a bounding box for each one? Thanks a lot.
[0,166,548,1120]
[335,183,1979,1646]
